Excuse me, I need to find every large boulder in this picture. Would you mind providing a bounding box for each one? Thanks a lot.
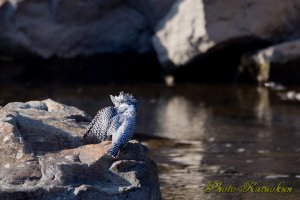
[153,0,300,67]
[0,0,175,58]
[0,99,161,200]
[240,39,300,83]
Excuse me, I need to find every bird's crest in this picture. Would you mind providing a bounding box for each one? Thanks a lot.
[110,91,137,106]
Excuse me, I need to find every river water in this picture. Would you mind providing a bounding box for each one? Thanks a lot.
[1,83,300,199]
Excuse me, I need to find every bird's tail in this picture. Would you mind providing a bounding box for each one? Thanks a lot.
[107,144,120,158]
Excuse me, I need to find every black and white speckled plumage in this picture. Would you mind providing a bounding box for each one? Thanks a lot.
[84,106,117,142]
[107,104,136,157]
[84,92,137,158]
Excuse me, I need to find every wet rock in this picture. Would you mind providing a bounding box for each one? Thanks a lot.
[0,99,161,200]
[241,40,300,83]
[153,0,300,67]
[0,0,175,58]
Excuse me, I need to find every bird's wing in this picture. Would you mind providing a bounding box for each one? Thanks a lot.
[108,116,136,157]
[83,106,117,142]
[107,115,121,138]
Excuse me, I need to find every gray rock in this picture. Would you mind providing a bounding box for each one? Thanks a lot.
[0,0,175,58]
[153,0,300,67]
[240,40,300,83]
[0,99,161,200]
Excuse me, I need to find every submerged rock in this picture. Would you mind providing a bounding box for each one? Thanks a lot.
[241,40,300,83]
[0,99,161,200]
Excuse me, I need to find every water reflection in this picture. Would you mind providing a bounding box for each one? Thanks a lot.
[137,85,275,141]
[151,95,207,139]
[1,84,300,199]
[255,87,272,126]
[138,85,300,199]
[145,139,206,200]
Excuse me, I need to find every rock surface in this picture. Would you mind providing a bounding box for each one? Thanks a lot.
[2,0,300,72]
[0,0,175,58]
[241,40,300,83]
[0,99,161,200]
[153,0,300,67]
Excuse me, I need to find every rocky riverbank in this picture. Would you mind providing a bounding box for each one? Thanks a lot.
[1,0,300,83]
[0,99,161,200]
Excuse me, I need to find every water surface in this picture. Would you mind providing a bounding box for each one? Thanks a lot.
[1,83,300,199]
